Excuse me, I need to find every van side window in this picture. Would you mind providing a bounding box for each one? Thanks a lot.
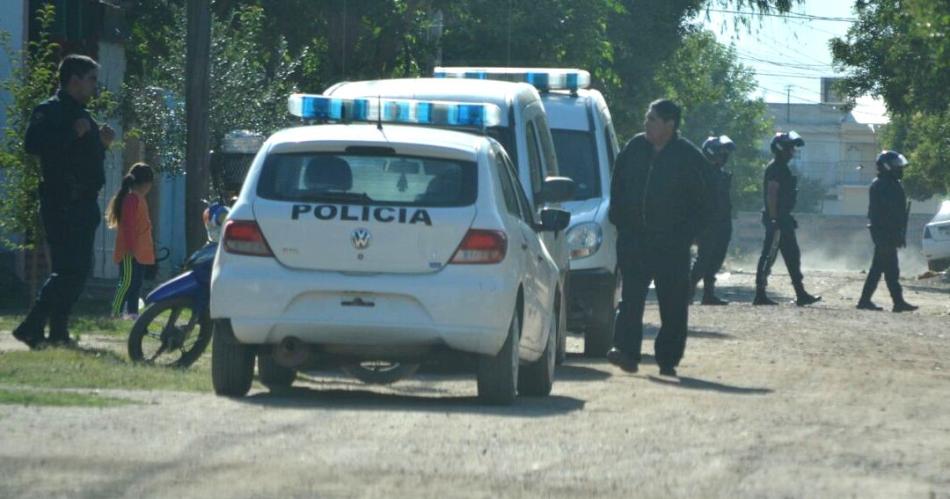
[605,124,617,172]
[504,153,536,225]
[535,113,559,177]
[494,149,521,219]
[526,122,544,198]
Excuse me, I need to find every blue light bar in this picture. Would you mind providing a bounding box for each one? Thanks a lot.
[433,67,591,91]
[287,94,503,128]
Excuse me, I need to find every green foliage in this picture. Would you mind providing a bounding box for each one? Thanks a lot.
[654,30,773,211]
[831,0,949,199]
[0,5,120,249]
[0,4,59,249]
[124,4,319,173]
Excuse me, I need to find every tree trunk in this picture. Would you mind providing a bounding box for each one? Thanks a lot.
[185,0,212,254]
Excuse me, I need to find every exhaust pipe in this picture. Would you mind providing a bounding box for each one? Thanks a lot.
[273,336,311,368]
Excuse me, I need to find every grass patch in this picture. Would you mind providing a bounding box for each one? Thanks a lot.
[0,314,136,338]
[0,388,134,407]
[0,347,211,392]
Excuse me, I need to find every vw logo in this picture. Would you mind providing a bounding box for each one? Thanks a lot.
[351,228,372,250]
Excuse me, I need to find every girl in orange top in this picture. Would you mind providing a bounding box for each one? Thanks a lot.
[107,163,155,318]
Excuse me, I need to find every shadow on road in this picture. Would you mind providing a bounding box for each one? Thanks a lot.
[641,326,734,340]
[646,375,772,395]
[240,384,585,417]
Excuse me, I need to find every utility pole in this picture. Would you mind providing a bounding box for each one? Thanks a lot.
[185,0,211,254]
[785,85,792,123]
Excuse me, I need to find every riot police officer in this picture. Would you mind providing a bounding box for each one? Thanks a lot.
[856,151,918,312]
[12,54,114,348]
[690,135,736,305]
[753,131,821,306]
[606,99,709,377]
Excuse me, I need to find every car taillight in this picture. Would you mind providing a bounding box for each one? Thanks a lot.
[450,229,507,264]
[223,220,273,257]
[924,227,932,239]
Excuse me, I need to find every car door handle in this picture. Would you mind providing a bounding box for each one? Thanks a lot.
[536,255,544,262]
[521,242,529,250]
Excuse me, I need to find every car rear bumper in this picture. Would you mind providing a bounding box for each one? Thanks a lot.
[210,257,516,356]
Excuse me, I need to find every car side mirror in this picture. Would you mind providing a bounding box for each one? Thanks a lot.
[539,208,571,232]
[537,176,576,204]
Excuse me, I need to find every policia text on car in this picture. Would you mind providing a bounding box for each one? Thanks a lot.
[606,99,710,377]
[13,55,116,349]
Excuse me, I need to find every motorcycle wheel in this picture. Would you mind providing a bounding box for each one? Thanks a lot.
[341,361,420,385]
[128,297,212,368]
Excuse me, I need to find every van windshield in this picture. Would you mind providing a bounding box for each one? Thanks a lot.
[256,153,477,207]
[551,129,600,200]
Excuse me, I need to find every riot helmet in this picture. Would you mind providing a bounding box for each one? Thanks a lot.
[770,131,804,156]
[702,135,736,165]
[876,150,908,179]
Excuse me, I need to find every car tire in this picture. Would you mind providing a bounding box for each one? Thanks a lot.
[584,271,620,358]
[477,309,520,405]
[258,352,296,389]
[519,301,557,397]
[211,319,255,397]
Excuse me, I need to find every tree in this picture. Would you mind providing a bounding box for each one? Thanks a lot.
[653,30,773,211]
[0,4,59,250]
[125,4,319,173]
[830,0,950,199]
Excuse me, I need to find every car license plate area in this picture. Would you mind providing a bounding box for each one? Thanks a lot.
[284,291,429,324]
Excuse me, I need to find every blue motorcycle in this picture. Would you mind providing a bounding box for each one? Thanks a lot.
[127,202,229,367]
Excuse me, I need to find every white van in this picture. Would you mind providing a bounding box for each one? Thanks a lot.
[434,68,620,357]
[325,78,574,362]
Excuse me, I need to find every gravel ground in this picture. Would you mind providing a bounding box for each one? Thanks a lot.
[1,270,949,498]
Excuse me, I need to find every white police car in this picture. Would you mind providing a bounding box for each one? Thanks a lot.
[209,94,574,405]
[434,68,620,356]
[324,77,573,364]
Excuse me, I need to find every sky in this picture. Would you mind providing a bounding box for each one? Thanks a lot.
[693,0,888,123]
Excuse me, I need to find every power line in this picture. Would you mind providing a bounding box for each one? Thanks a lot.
[707,8,857,23]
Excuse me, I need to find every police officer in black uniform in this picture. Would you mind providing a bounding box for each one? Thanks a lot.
[690,135,736,305]
[606,99,709,377]
[856,151,918,313]
[753,131,821,306]
[12,54,114,349]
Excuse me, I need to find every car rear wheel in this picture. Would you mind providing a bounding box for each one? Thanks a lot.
[477,308,520,405]
[519,299,557,397]
[258,352,297,389]
[211,319,255,397]
[927,258,950,272]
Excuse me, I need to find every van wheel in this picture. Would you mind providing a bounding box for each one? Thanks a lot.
[477,309,520,405]
[211,319,255,397]
[519,301,557,397]
[585,271,620,357]
[258,352,297,389]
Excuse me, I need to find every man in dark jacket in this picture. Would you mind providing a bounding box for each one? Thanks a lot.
[606,99,709,377]
[856,151,918,312]
[12,54,114,349]
[690,135,736,305]
[753,131,821,306]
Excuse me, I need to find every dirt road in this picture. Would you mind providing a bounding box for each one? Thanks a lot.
[1,270,949,498]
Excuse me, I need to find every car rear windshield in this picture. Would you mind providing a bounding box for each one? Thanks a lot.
[257,152,477,207]
[551,129,600,200]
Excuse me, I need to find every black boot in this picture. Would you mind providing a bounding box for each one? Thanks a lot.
[793,282,821,307]
[47,314,75,347]
[856,300,883,311]
[702,288,729,306]
[892,301,918,313]
[753,288,777,306]
[12,305,48,349]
